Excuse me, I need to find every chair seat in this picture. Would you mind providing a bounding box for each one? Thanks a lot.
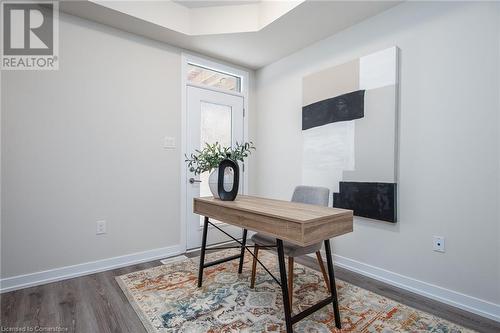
[251,233,322,257]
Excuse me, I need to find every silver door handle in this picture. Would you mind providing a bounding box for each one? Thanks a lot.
[189,178,202,184]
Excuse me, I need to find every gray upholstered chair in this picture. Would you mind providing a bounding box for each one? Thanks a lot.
[250,185,331,309]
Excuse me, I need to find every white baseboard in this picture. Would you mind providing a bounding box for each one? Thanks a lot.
[332,253,500,323]
[0,244,183,293]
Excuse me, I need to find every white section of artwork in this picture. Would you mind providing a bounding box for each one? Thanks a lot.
[359,47,397,90]
[302,122,355,194]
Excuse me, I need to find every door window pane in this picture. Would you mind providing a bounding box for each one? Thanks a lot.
[187,64,241,92]
[199,102,232,198]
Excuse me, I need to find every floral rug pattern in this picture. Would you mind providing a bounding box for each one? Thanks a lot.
[116,249,474,332]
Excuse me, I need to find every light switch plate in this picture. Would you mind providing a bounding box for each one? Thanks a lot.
[164,137,176,149]
[96,220,107,235]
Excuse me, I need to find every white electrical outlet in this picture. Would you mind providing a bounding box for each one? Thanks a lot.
[96,220,107,235]
[433,236,445,252]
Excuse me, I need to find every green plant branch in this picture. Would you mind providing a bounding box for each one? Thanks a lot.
[185,142,255,175]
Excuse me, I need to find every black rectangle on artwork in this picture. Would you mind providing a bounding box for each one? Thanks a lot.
[302,90,365,130]
[333,182,397,223]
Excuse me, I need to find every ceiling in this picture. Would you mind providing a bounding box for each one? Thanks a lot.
[173,1,261,8]
[61,1,401,69]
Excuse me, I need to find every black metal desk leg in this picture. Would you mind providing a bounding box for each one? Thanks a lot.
[324,239,341,329]
[277,239,293,333]
[197,216,209,288]
[238,229,248,274]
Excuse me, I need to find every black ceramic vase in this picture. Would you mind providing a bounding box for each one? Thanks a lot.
[217,158,239,201]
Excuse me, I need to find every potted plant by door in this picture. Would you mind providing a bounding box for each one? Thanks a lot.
[185,142,255,198]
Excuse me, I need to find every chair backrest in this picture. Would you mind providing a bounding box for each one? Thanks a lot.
[291,185,330,207]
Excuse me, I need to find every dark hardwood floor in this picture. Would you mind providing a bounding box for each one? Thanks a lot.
[1,248,499,333]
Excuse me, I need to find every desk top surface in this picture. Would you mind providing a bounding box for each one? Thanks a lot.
[194,195,353,246]
[194,195,352,224]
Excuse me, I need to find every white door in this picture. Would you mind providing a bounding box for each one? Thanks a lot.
[186,86,245,249]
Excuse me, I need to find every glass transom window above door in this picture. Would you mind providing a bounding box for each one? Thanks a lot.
[187,63,241,93]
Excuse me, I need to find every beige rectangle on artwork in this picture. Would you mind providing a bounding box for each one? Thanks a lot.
[302,59,359,106]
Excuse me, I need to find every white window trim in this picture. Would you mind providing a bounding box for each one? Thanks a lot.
[180,52,250,252]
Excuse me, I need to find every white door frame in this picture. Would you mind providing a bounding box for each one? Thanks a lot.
[180,52,250,253]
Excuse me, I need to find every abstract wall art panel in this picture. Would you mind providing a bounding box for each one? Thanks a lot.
[302,47,399,222]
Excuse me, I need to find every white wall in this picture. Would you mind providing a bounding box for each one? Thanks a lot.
[1,13,185,279]
[255,0,500,312]
[1,12,256,283]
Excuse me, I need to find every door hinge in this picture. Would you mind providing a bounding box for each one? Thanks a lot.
[242,163,245,173]
[243,108,245,117]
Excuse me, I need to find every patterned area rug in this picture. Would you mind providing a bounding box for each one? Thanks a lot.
[116,249,473,332]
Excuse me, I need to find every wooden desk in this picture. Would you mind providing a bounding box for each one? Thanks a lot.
[193,195,354,332]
